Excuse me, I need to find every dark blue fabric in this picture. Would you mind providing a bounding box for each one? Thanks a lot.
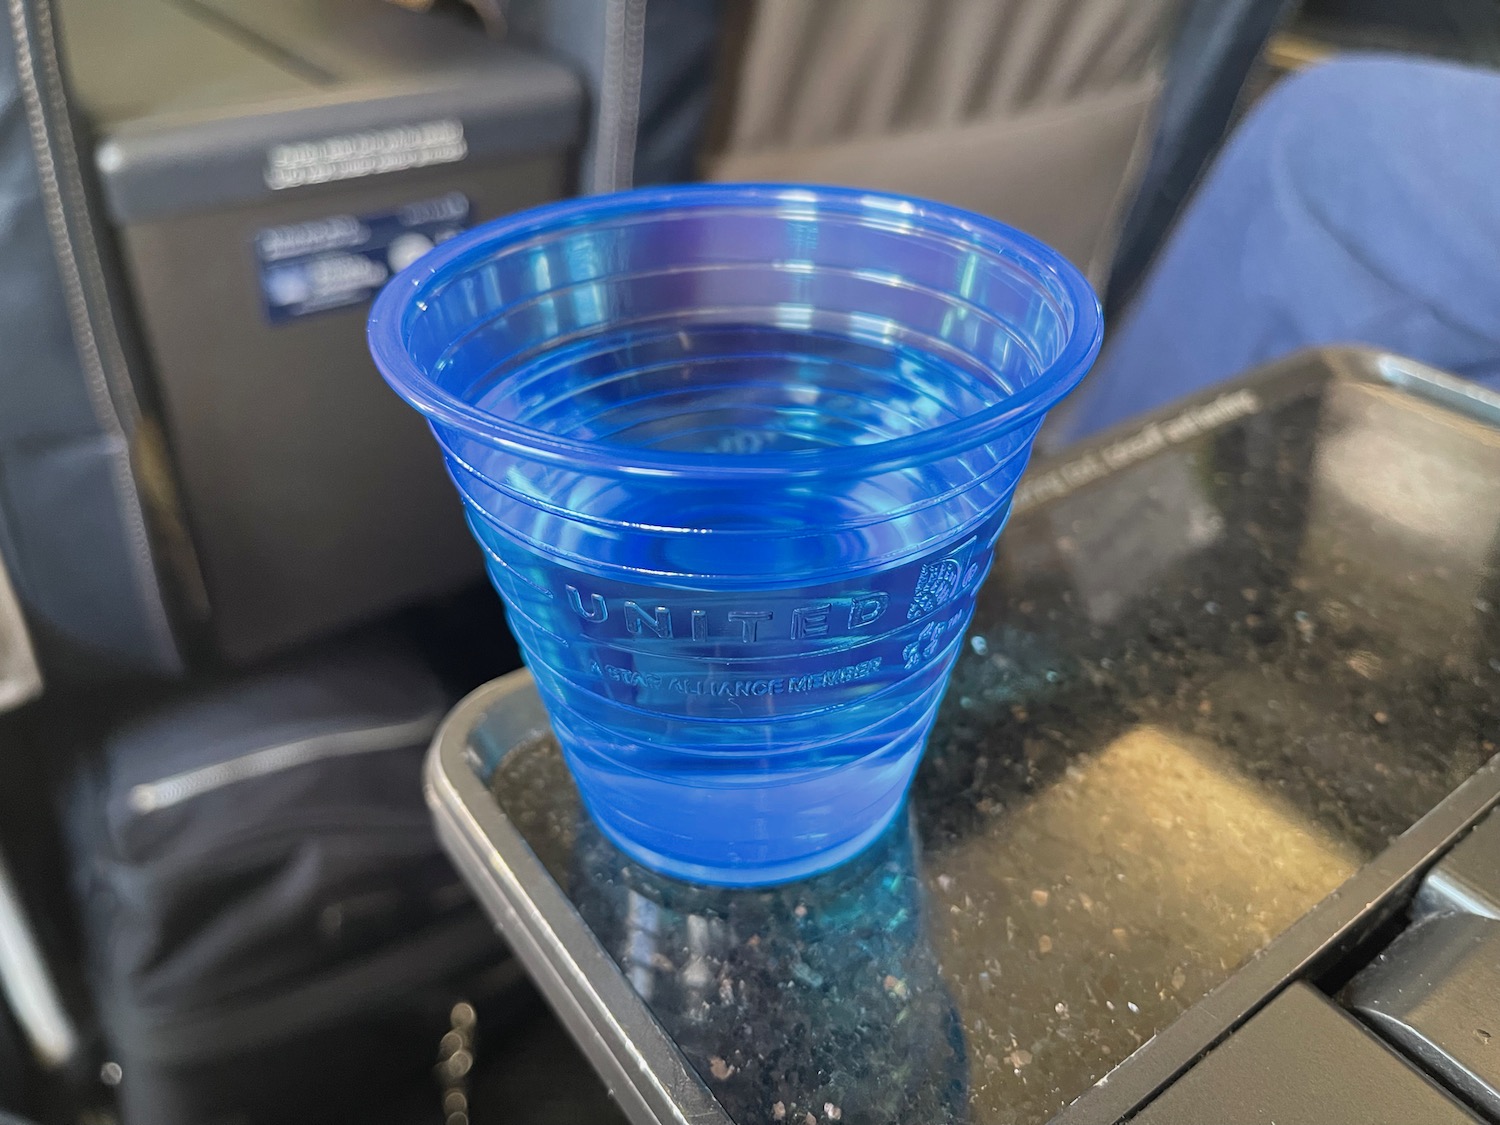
[1063,54,1500,441]
[0,0,181,678]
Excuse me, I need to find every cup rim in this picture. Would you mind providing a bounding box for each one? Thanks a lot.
[368,182,1102,480]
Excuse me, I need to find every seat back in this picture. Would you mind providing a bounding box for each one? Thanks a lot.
[706,0,1190,281]
[0,0,191,682]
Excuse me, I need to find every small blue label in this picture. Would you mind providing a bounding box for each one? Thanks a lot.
[254,192,471,323]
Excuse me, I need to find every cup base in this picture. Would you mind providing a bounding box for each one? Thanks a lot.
[580,786,911,888]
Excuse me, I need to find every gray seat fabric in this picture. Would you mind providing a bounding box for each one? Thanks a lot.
[705,0,1190,282]
[0,0,186,680]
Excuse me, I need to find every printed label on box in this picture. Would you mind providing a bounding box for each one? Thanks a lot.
[254,192,471,324]
[264,120,467,190]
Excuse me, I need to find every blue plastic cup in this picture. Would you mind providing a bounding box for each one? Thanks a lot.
[369,184,1101,885]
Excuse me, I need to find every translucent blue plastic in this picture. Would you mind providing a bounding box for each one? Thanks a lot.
[369,184,1102,885]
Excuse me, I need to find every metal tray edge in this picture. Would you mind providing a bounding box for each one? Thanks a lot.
[425,676,733,1125]
[1052,753,1500,1125]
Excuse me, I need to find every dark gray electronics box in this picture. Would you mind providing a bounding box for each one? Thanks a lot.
[59,0,582,661]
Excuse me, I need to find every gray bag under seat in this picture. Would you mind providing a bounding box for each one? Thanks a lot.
[67,633,517,1125]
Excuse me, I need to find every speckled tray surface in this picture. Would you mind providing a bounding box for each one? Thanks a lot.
[431,349,1500,1125]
